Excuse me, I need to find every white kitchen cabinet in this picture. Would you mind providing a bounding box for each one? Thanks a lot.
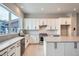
[76,43,79,56]
[29,35,39,44]
[4,41,21,56]
[29,35,35,43]
[46,43,55,56]
[35,35,39,43]
[64,43,77,56]
[7,41,21,56]
[60,18,71,25]
[55,43,64,56]
[15,41,21,56]
[0,49,7,56]
[46,42,64,56]
[7,43,16,56]
[46,42,79,56]
[25,35,30,48]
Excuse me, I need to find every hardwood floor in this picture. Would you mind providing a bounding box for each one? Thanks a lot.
[23,44,44,56]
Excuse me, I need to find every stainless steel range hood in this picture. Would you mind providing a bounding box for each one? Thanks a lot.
[39,25,47,29]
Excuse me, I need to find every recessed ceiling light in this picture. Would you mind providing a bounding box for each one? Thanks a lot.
[73,8,77,11]
[41,8,44,11]
[57,8,61,11]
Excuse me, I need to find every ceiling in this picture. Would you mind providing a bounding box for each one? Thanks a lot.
[16,3,79,15]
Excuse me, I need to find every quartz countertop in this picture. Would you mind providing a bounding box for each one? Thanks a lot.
[44,36,79,42]
[0,37,24,51]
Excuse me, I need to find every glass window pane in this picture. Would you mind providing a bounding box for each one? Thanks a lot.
[11,13,19,20]
[0,5,9,21]
[10,13,19,33]
[0,5,9,34]
[0,5,20,35]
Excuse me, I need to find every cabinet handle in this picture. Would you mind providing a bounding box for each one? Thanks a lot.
[10,52,15,56]
[17,43,20,47]
[74,42,77,49]
[17,45,20,47]
[10,46,15,49]
[54,42,57,49]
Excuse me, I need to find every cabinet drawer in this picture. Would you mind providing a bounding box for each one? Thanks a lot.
[0,49,7,56]
[8,46,16,56]
[8,44,16,53]
[8,50,16,56]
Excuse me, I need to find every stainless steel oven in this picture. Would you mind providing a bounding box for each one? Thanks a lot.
[39,33,48,44]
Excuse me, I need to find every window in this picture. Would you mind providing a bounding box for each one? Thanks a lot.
[0,4,20,35]
[10,13,19,33]
[0,5,9,34]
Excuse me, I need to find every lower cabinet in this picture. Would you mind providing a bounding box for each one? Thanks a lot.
[25,35,30,48]
[15,41,21,56]
[55,43,64,56]
[0,49,7,56]
[64,43,77,56]
[30,35,39,44]
[0,41,21,56]
[46,42,79,56]
[46,42,64,56]
[76,43,79,56]
[46,43,55,56]
[7,43,16,56]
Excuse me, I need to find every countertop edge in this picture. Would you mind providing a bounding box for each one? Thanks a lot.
[0,37,24,51]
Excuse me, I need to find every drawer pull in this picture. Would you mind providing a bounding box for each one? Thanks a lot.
[17,45,20,47]
[10,46,15,49]
[74,42,77,49]
[10,53,15,56]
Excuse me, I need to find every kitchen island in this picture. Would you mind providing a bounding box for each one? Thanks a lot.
[44,36,79,56]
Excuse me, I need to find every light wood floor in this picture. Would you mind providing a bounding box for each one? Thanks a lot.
[23,44,44,56]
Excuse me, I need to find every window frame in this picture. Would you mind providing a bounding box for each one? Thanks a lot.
[0,4,20,35]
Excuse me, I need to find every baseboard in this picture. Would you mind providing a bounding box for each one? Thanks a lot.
[29,43,40,45]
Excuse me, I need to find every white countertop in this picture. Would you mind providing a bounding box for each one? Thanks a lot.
[44,36,79,42]
[0,37,24,51]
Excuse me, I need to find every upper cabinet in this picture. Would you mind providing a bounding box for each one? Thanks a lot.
[24,17,71,31]
[24,18,39,30]
[60,17,71,25]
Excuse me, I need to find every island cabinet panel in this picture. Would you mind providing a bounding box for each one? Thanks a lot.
[46,42,79,56]
[55,43,64,56]
[64,43,77,56]
[46,43,55,56]
[76,43,79,56]
[46,42,64,56]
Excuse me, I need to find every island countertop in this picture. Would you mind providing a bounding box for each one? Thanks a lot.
[44,36,79,42]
